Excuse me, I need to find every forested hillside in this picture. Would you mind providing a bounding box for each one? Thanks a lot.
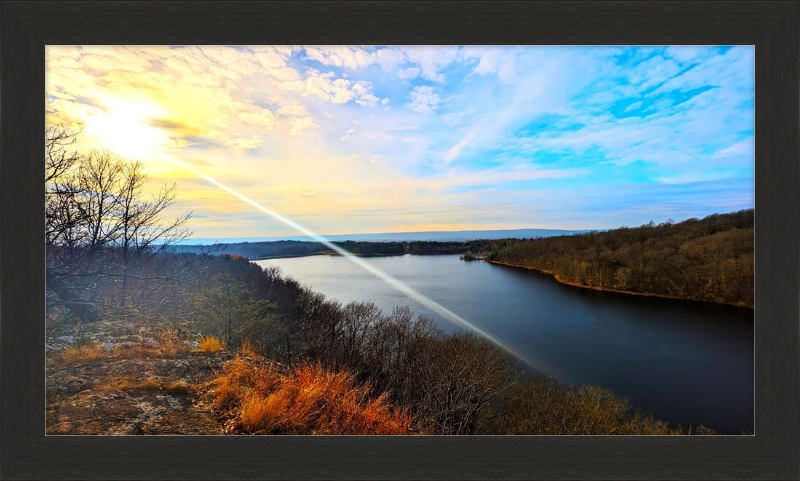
[487,210,754,307]
[48,251,710,435]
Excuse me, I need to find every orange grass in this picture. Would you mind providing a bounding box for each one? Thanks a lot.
[211,355,411,435]
[153,326,191,356]
[52,327,193,367]
[62,343,106,365]
[95,376,192,395]
[240,339,261,357]
[195,336,225,353]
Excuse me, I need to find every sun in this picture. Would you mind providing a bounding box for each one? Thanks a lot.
[84,97,171,160]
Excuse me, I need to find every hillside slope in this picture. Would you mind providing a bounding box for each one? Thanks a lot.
[487,210,754,307]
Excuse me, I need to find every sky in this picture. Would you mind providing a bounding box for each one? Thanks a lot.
[45,46,755,239]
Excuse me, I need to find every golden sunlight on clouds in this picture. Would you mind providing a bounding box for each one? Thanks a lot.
[46,45,626,238]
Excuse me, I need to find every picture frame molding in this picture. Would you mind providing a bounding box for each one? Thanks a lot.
[1,1,797,479]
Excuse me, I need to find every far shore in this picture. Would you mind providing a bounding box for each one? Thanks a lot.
[486,260,754,310]
[245,251,462,262]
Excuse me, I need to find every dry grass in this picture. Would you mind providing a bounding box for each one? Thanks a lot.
[51,327,195,367]
[115,325,191,358]
[95,376,192,395]
[240,338,261,357]
[212,356,279,408]
[62,344,106,365]
[211,355,411,435]
[153,326,192,356]
[195,336,225,353]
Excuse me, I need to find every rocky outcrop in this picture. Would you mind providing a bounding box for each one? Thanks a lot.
[46,352,234,435]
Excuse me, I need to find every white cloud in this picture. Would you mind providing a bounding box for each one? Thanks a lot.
[281,69,379,105]
[628,55,682,90]
[622,101,643,112]
[461,47,517,83]
[375,48,407,70]
[445,131,475,163]
[664,46,716,65]
[351,82,379,106]
[213,133,264,150]
[301,46,407,72]
[714,138,754,158]
[45,45,324,155]
[288,116,317,135]
[400,46,459,82]
[237,103,278,129]
[253,48,291,69]
[653,46,754,94]
[398,67,421,79]
[406,86,441,114]
[303,46,377,70]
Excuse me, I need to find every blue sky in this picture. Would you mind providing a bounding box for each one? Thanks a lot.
[46,45,755,238]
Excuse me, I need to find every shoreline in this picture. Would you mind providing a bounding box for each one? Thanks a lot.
[485,260,754,309]
[241,253,752,310]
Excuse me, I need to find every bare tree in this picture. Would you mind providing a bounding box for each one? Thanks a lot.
[45,126,194,325]
[46,124,80,184]
[46,125,84,248]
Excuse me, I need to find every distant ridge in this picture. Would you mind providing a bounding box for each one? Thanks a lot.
[177,228,594,245]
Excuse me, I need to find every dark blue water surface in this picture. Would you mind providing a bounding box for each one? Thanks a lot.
[256,254,754,433]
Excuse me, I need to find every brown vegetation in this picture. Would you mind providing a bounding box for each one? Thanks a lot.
[94,376,192,396]
[62,343,106,365]
[210,355,412,435]
[50,324,192,368]
[487,210,754,307]
[489,378,713,435]
[195,336,224,353]
[47,289,717,435]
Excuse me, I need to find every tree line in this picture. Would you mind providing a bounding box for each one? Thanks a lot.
[487,211,754,308]
[169,238,517,260]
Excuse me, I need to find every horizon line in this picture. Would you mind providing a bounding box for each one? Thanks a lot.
[175,226,599,245]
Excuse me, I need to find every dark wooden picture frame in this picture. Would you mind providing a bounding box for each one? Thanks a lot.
[2,1,798,479]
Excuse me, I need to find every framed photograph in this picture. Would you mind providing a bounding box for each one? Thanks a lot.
[2,1,798,479]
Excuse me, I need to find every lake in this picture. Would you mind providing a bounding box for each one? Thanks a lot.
[255,254,754,434]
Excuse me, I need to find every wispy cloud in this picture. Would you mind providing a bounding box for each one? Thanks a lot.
[46,45,754,237]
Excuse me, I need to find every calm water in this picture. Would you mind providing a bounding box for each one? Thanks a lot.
[255,254,754,433]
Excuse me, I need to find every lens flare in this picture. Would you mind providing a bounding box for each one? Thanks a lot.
[166,156,568,382]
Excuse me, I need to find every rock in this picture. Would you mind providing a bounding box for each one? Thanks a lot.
[46,351,235,435]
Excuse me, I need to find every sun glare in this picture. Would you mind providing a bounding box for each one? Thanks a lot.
[85,98,170,160]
